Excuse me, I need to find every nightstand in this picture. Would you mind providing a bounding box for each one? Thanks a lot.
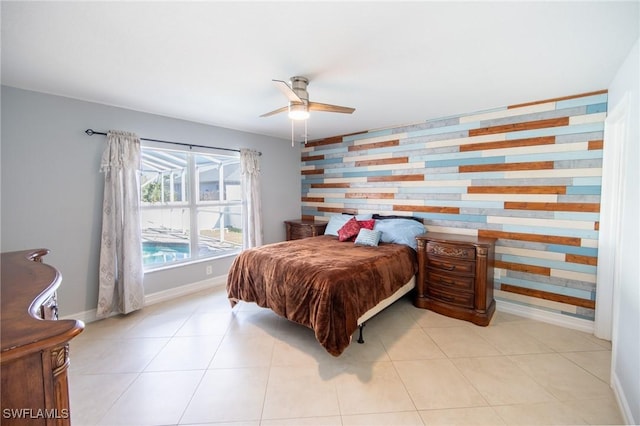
[284,219,328,241]
[414,232,496,326]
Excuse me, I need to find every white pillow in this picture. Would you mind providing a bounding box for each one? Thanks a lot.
[324,215,352,236]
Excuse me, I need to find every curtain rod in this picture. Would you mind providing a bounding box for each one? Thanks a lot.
[84,129,261,156]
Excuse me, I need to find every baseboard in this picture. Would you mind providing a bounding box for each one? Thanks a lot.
[144,274,227,306]
[61,307,105,324]
[61,274,227,324]
[611,369,636,425]
[496,299,595,334]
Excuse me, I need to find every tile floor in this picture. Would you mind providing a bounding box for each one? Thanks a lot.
[68,287,623,425]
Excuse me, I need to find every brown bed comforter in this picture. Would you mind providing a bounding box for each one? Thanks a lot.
[226,235,418,356]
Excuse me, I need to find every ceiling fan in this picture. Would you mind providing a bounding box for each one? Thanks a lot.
[260,76,355,121]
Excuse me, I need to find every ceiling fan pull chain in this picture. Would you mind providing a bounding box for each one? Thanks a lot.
[305,120,308,145]
[291,119,295,147]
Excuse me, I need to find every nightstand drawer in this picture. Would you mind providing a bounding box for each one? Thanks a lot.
[289,226,314,240]
[426,256,475,275]
[427,242,476,260]
[426,286,474,308]
[426,270,475,292]
[284,220,328,241]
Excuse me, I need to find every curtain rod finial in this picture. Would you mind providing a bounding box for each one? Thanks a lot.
[85,129,95,136]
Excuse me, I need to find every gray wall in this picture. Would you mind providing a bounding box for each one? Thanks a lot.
[1,86,301,316]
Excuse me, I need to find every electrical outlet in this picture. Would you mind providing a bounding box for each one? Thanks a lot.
[206,265,213,275]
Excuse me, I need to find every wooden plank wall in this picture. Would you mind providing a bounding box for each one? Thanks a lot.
[301,90,607,321]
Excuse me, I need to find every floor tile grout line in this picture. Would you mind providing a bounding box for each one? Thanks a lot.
[556,350,613,386]
[388,356,429,421]
[88,367,143,424]
[175,368,209,426]
[446,355,494,410]
[257,330,278,424]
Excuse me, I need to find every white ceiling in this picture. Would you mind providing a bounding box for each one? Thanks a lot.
[2,1,638,142]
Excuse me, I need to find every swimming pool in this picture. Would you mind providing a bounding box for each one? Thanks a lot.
[142,242,190,265]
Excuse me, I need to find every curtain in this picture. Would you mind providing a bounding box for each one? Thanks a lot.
[240,149,263,249]
[96,130,144,318]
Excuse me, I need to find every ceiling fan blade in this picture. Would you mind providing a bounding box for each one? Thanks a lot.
[273,79,302,103]
[259,105,289,117]
[308,102,355,114]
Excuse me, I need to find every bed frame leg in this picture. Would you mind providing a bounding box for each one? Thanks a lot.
[357,324,365,344]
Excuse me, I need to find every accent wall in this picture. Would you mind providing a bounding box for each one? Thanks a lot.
[301,90,606,323]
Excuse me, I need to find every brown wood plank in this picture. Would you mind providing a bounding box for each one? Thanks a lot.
[504,202,600,212]
[301,214,316,221]
[566,254,598,266]
[368,174,424,182]
[588,140,604,150]
[468,186,566,194]
[469,117,569,137]
[594,221,600,231]
[355,157,408,167]
[501,283,595,309]
[459,161,555,173]
[495,260,550,276]
[393,205,460,214]
[318,207,357,214]
[302,196,324,203]
[478,229,582,246]
[307,130,367,147]
[348,139,399,151]
[310,183,351,189]
[507,89,608,109]
[460,136,555,152]
[302,154,325,162]
[346,192,395,199]
[305,135,346,147]
[301,169,324,175]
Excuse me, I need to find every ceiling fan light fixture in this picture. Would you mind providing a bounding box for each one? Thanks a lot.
[288,103,310,120]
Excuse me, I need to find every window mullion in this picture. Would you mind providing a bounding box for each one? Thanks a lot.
[170,172,175,202]
[189,154,199,259]
[182,169,187,202]
[161,171,166,202]
[219,164,226,242]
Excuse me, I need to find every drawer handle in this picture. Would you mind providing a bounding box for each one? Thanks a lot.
[438,294,454,302]
[439,278,454,285]
[441,264,455,271]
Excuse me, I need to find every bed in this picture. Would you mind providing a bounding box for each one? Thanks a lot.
[226,215,424,356]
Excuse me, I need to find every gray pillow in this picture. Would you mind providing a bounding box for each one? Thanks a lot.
[354,228,382,246]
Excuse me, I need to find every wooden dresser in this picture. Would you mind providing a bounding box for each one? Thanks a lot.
[414,233,496,326]
[1,249,84,425]
[284,219,328,241]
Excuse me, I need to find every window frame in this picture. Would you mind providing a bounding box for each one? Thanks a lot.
[140,143,242,271]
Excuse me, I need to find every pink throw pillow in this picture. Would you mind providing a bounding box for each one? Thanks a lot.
[337,217,361,242]
[357,219,376,231]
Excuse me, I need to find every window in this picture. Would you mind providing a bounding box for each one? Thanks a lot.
[140,146,242,270]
